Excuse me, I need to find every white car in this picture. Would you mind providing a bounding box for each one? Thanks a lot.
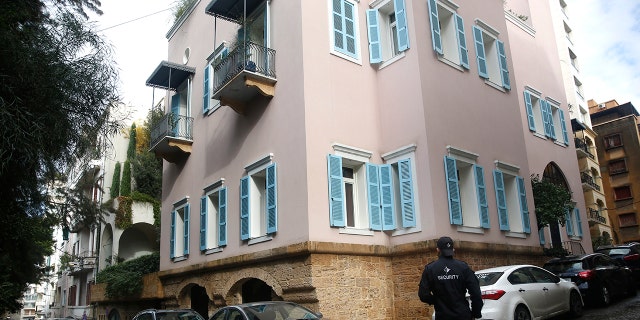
[474,265,583,320]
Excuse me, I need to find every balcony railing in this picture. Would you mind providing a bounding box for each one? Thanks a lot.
[580,172,600,191]
[588,207,607,224]
[149,113,194,163]
[574,138,594,159]
[150,113,193,147]
[213,41,276,94]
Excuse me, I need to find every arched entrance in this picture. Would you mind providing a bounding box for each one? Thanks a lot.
[242,278,273,303]
[107,309,120,320]
[190,285,209,319]
[542,162,570,249]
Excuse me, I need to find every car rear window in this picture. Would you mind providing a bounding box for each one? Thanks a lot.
[476,272,503,286]
[544,261,584,273]
[598,248,631,255]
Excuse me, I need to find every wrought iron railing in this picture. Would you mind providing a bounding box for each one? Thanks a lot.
[150,113,193,147]
[574,138,594,159]
[212,41,276,94]
[588,207,607,224]
[580,172,600,191]
[562,240,585,255]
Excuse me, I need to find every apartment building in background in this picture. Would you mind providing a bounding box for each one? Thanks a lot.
[88,1,591,319]
[590,100,640,244]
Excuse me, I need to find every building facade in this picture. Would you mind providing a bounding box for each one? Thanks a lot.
[90,1,591,319]
[590,100,640,244]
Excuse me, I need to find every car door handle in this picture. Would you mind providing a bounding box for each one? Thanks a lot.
[519,289,525,292]
[543,287,549,291]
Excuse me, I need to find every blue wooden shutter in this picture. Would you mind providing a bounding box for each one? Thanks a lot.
[327,155,346,227]
[444,156,462,225]
[524,91,536,131]
[517,176,531,233]
[427,0,442,54]
[455,14,469,69]
[333,0,357,57]
[266,163,277,234]
[541,100,551,137]
[474,165,490,229]
[218,187,227,246]
[394,0,409,52]
[366,163,382,231]
[496,40,510,90]
[473,26,488,78]
[171,94,181,135]
[170,210,176,259]
[380,164,396,230]
[575,208,583,237]
[366,10,382,64]
[398,159,415,228]
[240,176,250,240]
[565,209,574,236]
[203,66,210,113]
[539,227,546,245]
[493,170,509,231]
[200,196,207,251]
[559,109,569,145]
[183,204,190,255]
[548,102,557,140]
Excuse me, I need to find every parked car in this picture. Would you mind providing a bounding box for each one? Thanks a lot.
[543,253,637,306]
[208,301,322,320]
[595,243,640,283]
[132,309,205,320]
[473,265,583,320]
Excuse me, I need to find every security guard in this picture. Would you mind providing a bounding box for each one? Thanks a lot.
[418,237,483,320]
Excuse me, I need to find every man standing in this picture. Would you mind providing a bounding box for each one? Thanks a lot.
[418,236,483,320]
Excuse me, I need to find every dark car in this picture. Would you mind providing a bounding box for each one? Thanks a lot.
[543,253,636,306]
[596,243,640,283]
[132,309,205,320]
[209,301,322,320]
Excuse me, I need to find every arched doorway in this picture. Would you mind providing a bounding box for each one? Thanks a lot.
[242,279,274,303]
[190,285,209,319]
[107,309,120,320]
[542,162,570,249]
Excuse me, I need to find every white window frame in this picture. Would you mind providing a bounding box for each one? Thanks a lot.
[328,0,362,64]
[445,146,487,233]
[204,43,229,115]
[242,154,277,244]
[428,0,469,70]
[546,97,569,146]
[524,87,545,138]
[170,197,190,261]
[382,144,420,235]
[494,161,529,238]
[473,20,505,90]
[201,179,226,253]
[367,0,408,68]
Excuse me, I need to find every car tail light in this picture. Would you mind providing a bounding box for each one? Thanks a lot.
[624,254,640,261]
[578,270,596,280]
[481,289,506,300]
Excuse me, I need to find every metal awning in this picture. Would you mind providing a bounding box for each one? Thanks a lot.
[145,61,195,91]
[570,118,587,132]
[205,0,264,23]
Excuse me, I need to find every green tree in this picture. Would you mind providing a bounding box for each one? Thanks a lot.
[133,152,162,199]
[531,174,574,230]
[120,160,132,197]
[127,123,137,159]
[110,162,122,199]
[0,0,120,313]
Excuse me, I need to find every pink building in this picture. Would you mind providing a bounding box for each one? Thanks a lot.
[95,1,592,319]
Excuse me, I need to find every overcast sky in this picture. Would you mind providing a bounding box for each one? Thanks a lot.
[92,0,640,122]
[566,0,640,111]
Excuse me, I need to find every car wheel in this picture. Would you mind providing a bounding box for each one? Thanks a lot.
[514,305,531,320]
[569,290,584,317]
[599,285,611,306]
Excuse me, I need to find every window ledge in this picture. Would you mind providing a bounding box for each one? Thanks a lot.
[339,227,374,236]
[553,140,567,147]
[457,226,485,234]
[569,236,582,241]
[172,256,188,262]
[484,79,506,92]
[378,52,406,70]
[532,132,547,140]
[203,247,224,255]
[248,235,273,245]
[391,226,421,237]
[437,55,465,72]
[505,231,527,239]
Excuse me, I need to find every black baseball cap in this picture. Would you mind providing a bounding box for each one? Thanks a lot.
[437,236,454,256]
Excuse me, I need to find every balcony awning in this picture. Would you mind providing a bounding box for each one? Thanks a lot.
[146,61,195,91]
[570,118,587,132]
[205,0,264,23]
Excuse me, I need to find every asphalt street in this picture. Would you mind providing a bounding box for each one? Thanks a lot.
[550,289,640,320]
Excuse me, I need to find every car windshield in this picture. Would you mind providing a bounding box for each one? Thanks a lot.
[598,248,631,255]
[156,311,204,320]
[475,272,503,286]
[243,303,321,320]
[544,260,584,273]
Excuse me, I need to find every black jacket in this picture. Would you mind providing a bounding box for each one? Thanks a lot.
[418,256,483,320]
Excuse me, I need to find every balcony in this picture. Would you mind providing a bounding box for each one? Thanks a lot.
[587,207,607,224]
[149,113,193,163]
[574,138,594,159]
[68,252,97,276]
[580,172,601,191]
[211,41,276,114]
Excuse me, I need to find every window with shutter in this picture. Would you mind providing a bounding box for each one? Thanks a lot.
[330,0,361,62]
[201,184,228,252]
[427,0,469,70]
[443,147,488,230]
[473,22,510,90]
[170,200,190,260]
[240,159,277,244]
[493,164,529,234]
[365,0,410,66]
